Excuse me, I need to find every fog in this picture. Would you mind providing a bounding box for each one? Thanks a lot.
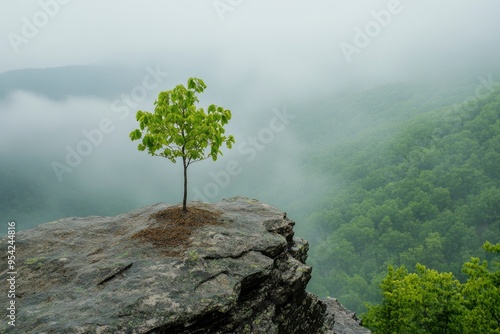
[1,0,500,232]
[3,1,500,82]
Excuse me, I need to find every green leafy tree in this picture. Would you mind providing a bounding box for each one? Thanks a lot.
[364,242,500,333]
[364,264,465,334]
[363,265,412,334]
[130,77,235,211]
[461,242,500,333]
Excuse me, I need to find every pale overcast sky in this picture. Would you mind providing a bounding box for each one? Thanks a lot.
[1,1,499,87]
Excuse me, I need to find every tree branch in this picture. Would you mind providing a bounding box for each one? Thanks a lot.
[187,156,211,167]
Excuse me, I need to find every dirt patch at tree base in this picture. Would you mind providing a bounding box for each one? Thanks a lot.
[131,206,222,256]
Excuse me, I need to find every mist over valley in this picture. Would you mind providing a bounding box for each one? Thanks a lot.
[1,1,499,329]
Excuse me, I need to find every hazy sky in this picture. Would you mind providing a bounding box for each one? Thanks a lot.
[2,1,499,83]
[1,1,500,219]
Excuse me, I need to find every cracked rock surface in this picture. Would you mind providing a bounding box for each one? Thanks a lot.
[1,197,370,333]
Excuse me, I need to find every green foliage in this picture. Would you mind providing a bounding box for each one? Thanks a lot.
[306,89,500,314]
[461,242,500,333]
[364,264,465,333]
[364,242,500,333]
[130,78,234,163]
[129,78,235,210]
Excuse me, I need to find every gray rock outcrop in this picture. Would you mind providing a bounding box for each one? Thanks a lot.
[0,197,370,333]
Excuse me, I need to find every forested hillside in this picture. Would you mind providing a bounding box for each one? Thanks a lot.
[304,89,500,314]
[4,72,484,234]
[2,73,498,319]
[363,242,500,333]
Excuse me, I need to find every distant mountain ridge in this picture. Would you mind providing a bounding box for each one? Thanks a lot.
[0,65,145,100]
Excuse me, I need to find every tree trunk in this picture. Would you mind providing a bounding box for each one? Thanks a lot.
[182,157,188,212]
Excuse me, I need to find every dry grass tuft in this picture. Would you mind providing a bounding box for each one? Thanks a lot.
[131,206,222,256]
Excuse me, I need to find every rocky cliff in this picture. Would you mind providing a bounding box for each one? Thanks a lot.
[1,197,370,333]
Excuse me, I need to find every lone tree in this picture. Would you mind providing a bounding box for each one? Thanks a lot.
[130,77,235,212]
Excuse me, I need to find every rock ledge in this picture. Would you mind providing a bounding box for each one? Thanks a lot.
[1,197,370,333]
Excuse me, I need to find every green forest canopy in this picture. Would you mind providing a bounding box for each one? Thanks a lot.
[305,88,500,314]
[363,242,500,333]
